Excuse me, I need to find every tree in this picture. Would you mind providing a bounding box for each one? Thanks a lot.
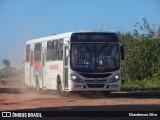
[3,59,10,67]
[118,18,160,81]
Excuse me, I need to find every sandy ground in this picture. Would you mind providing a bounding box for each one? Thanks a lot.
[0,85,159,111]
[0,85,159,120]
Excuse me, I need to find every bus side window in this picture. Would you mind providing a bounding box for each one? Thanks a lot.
[51,40,58,61]
[58,39,63,60]
[26,44,30,62]
[34,43,41,61]
[47,41,52,61]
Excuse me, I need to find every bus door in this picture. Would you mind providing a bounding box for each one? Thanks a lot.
[30,44,34,86]
[63,39,69,89]
[42,42,47,89]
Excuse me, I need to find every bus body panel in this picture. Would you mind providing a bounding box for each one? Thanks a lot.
[45,61,63,90]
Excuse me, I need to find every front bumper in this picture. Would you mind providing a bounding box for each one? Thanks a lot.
[68,80,121,91]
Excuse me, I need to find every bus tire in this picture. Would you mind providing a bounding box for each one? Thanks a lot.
[57,78,69,97]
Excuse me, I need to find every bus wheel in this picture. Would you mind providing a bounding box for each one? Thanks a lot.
[57,79,69,97]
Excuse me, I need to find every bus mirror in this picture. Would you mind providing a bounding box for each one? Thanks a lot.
[66,48,69,57]
[120,46,124,60]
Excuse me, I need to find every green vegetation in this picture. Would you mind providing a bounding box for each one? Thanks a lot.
[122,77,160,91]
[118,18,160,90]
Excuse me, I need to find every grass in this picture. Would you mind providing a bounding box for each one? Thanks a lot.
[121,76,160,91]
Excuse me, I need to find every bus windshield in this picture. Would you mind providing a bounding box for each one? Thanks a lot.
[71,43,120,72]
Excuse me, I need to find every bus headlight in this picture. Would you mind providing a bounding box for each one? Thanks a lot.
[70,74,79,81]
[115,75,119,80]
[109,74,121,82]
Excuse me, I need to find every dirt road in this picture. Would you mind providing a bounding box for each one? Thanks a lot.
[0,85,159,120]
[0,85,159,112]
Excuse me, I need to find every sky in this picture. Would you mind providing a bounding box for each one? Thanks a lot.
[0,0,160,69]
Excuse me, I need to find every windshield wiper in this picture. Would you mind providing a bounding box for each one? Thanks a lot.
[83,43,93,52]
[98,42,109,53]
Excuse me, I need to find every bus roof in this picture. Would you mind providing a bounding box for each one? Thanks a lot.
[26,31,117,44]
[26,32,73,44]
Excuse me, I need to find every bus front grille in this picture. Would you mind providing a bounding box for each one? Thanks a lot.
[85,80,107,83]
[80,73,111,78]
[87,84,105,88]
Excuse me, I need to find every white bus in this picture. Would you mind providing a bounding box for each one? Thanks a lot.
[25,31,124,96]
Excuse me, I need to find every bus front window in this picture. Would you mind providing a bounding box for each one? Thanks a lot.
[96,44,120,70]
[71,43,120,72]
[71,44,96,70]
